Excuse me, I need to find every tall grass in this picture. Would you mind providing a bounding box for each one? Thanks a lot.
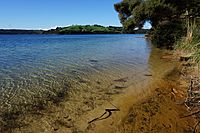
[176,19,200,65]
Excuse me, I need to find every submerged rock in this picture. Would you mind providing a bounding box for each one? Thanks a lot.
[114,77,128,82]
[89,59,98,63]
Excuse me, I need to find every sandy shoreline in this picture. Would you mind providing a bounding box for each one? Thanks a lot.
[83,67,198,133]
[82,56,199,133]
[70,51,198,133]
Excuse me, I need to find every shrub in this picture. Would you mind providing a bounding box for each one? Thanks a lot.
[151,20,185,49]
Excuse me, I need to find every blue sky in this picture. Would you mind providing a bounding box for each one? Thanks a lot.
[0,0,123,29]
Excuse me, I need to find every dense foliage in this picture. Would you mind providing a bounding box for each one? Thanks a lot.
[114,0,200,48]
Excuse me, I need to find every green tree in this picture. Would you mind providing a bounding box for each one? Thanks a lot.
[114,0,200,48]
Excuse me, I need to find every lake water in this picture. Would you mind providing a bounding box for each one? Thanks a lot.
[0,34,153,113]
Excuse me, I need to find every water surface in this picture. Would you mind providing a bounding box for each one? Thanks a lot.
[0,34,152,113]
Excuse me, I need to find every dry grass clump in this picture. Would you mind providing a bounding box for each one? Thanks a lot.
[176,20,200,65]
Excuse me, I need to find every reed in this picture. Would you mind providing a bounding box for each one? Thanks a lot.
[176,19,200,65]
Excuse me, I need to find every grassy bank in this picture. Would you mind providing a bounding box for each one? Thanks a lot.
[176,20,200,65]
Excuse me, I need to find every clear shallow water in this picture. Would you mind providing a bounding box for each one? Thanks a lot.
[0,34,151,112]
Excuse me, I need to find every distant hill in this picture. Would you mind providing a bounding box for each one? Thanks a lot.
[43,25,123,34]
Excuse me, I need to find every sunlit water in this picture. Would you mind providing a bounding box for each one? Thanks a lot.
[0,34,155,113]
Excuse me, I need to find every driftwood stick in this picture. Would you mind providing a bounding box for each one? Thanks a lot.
[180,110,200,118]
[193,121,200,133]
[88,102,120,124]
[108,101,120,111]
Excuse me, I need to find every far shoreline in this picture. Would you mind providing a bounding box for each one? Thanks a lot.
[0,25,149,35]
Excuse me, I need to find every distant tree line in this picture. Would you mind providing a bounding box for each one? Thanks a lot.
[0,29,43,34]
[114,0,200,48]
[0,25,149,35]
[43,25,123,34]
[44,25,149,34]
